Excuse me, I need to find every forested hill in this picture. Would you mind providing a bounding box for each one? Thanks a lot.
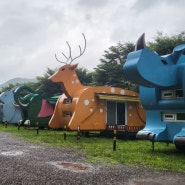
[0,78,37,91]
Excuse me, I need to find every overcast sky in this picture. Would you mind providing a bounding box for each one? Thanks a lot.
[0,0,185,84]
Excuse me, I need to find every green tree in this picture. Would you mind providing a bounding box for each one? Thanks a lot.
[148,31,185,55]
[76,67,93,86]
[1,83,17,92]
[0,82,35,93]
[34,68,62,97]
[93,42,136,90]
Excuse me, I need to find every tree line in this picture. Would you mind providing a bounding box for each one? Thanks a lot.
[1,31,185,97]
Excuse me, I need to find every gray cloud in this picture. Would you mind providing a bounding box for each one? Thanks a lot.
[77,0,111,9]
[132,0,161,11]
[0,0,185,84]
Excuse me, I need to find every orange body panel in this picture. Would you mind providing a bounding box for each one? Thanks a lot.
[48,63,145,131]
[126,102,145,132]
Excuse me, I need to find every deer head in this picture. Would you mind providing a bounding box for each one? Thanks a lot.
[49,63,78,83]
[49,33,87,97]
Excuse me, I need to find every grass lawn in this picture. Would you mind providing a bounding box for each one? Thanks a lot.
[0,124,185,173]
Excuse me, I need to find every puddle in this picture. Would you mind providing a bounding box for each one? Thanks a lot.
[49,161,93,172]
[1,151,24,156]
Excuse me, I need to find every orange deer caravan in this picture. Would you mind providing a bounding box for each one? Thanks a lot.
[48,34,145,134]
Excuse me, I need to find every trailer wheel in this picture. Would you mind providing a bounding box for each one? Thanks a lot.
[175,144,185,152]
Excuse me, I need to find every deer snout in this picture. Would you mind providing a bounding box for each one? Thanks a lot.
[48,72,58,82]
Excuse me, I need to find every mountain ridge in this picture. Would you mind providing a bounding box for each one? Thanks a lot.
[0,77,37,91]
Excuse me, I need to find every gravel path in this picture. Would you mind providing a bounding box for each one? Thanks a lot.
[0,132,184,185]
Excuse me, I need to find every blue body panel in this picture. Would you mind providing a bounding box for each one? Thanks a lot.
[123,44,185,146]
[0,88,22,123]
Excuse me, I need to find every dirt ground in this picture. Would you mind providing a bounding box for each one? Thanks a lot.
[0,132,184,185]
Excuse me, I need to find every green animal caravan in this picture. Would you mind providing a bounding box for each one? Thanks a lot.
[14,86,58,128]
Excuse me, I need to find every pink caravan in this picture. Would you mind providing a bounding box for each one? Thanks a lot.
[48,34,145,132]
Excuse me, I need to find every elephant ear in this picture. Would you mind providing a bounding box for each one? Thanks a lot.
[135,33,146,51]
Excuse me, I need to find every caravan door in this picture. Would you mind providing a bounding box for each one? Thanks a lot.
[106,101,126,125]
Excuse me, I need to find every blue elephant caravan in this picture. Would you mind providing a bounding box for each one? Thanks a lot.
[0,87,22,123]
[123,33,185,151]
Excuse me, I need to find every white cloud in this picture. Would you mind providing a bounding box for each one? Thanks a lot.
[0,0,185,84]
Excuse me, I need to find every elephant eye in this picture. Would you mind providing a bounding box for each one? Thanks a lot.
[161,59,168,65]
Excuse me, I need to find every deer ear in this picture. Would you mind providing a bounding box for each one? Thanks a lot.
[70,63,78,70]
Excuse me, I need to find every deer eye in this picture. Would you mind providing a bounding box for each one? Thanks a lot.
[62,68,65,71]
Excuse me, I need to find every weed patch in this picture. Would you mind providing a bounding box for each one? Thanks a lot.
[0,124,185,172]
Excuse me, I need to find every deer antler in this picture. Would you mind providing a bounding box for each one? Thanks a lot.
[55,41,71,64]
[69,33,86,64]
[55,33,86,64]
